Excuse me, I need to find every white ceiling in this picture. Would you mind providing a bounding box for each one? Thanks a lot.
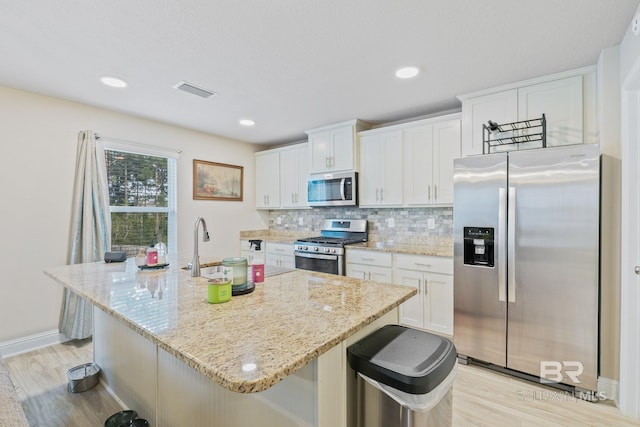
[1,0,638,146]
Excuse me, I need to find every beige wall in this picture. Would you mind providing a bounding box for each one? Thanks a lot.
[0,85,268,342]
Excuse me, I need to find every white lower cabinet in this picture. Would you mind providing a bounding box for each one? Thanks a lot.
[266,242,295,268]
[345,249,392,283]
[240,240,253,261]
[393,254,453,336]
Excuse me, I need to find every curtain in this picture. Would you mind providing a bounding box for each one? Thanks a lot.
[59,130,111,339]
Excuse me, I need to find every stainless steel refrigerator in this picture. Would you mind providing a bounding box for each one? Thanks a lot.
[453,143,600,392]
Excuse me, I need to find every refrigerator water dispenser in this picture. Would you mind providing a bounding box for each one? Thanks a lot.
[463,227,494,267]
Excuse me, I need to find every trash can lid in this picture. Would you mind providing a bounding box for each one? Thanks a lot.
[347,325,457,394]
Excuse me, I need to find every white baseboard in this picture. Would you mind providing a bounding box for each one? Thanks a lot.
[100,377,128,410]
[0,329,69,358]
[598,376,619,403]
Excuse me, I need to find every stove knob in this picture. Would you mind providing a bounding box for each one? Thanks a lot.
[324,247,330,253]
[302,246,308,251]
[313,247,319,252]
[331,248,336,254]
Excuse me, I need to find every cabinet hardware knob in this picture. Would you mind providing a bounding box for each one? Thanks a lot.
[635,266,640,275]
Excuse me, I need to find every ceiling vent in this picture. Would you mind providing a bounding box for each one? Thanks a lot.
[173,81,218,99]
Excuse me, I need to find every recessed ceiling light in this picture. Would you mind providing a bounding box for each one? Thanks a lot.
[100,76,128,88]
[395,66,419,79]
[239,119,255,127]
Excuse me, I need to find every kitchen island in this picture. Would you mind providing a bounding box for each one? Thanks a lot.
[44,258,415,427]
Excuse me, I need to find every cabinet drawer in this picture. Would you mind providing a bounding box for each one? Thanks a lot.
[266,242,293,256]
[346,249,392,267]
[394,254,452,274]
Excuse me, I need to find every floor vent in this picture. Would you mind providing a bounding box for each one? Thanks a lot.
[173,81,218,99]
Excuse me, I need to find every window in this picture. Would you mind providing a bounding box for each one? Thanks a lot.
[99,141,178,258]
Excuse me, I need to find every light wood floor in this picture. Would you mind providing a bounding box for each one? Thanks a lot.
[3,340,122,426]
[4,340,640,427]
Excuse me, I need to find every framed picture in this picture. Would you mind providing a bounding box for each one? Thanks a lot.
[193,159,243,201]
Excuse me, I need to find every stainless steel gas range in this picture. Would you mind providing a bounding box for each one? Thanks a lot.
[294,219,368,275]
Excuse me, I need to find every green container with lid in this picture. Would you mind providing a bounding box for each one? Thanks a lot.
[207,278,232,303]
[222,257,248,289]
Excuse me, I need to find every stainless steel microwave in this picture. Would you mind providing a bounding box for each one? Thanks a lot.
[307,171,357,207]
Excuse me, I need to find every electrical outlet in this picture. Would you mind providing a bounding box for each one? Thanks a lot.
[298,217,304,226]
[427,218,435,229]
[633,14,640,36]
[387,218,395,228]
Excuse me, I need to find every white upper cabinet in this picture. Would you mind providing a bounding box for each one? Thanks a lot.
[280,144,310,209]
[255,150,280,209]
[306,119,372,173]
[431,119,461,204]
[517,75,583,149]
[255,142,309,210]
[458,66,596,156]
[359,130,403,207]
[460,90,518,156]
[403,116,461,205]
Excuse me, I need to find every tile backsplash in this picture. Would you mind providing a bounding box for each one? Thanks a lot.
[268,207,452,243]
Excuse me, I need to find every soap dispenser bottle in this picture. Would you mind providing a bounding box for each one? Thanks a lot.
[155,240,168,264]
[146,242,158,266]
[249,240,264,283]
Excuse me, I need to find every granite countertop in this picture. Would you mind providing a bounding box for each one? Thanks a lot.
[239,230,305,244]
[240,229,453,257]
[44,258,415,394]
[348,238,453,257]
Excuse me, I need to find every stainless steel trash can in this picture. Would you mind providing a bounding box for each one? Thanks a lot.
[347,325,457,427]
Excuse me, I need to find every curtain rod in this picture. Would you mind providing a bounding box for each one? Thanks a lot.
[95,134,182,154]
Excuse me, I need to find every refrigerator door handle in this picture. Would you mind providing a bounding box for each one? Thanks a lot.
[508,186,516,303]
[498,187,507,302]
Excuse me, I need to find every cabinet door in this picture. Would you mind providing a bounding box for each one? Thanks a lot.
[358,134,383,206]
[403,124,433,205]
[394,269,424,329]
[255,152,280,208]
[345,264,391,282]
[280,146,309,208]
[359,131,402,206]
[346,263,368,280]
[368,265,392,283]
[266,254,294,268]
[309,127,355,173]
[461,90,518,156]
[309,132,332,173]
[518,75,583,148]
[240,240,253,261]
[424,273,453,336]
[380,131,403,205]
[432,119,461,204]
[331,127,355,172]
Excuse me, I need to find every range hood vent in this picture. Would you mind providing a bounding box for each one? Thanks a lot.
[173,81,218,99]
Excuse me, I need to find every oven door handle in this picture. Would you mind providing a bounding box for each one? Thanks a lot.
[294,252,339,261]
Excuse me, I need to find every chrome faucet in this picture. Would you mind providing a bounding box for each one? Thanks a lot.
[191,216,210,277]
